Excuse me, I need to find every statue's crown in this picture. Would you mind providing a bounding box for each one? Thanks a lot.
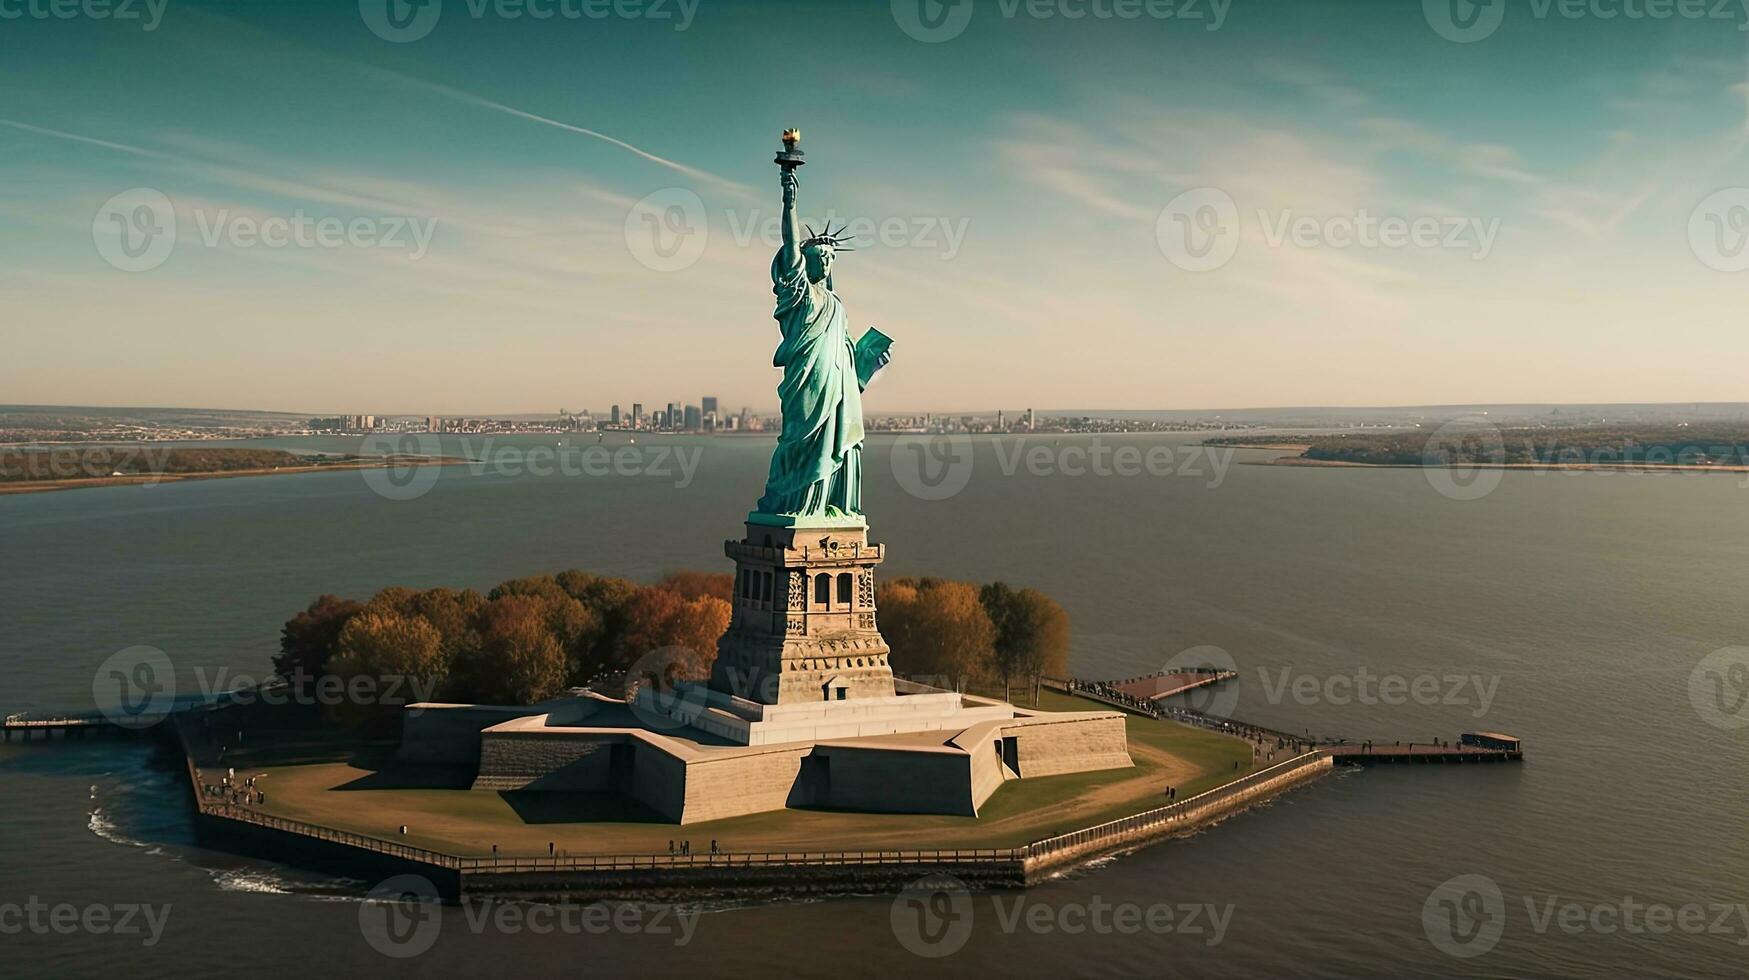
[801,222,857,252]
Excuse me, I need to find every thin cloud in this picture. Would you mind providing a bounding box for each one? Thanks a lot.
[0,119,171,160]
[367,69,757,200]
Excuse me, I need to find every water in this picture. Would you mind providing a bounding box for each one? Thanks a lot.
[2,432,1745,978]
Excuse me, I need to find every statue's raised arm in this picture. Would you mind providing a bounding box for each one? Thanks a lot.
[779,168,802,272]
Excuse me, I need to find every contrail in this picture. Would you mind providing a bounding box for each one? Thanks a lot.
[0,119,171,160]
[374,70,755,198]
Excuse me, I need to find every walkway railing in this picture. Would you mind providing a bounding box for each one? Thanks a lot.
[1023,751,1325,862]
[186,751,1324,876]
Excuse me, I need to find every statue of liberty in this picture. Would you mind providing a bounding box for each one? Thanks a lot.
[753,133,892,525]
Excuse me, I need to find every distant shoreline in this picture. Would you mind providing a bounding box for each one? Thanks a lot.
[0,458,470,496]
[1208,443,1749,475]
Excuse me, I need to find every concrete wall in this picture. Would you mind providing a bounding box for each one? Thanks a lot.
[628,741,688,822]
[1007,714,1132,779]
[398,704,551,767]
[678,747,809,824]
[474,731,621,792]
[818,746,976,816]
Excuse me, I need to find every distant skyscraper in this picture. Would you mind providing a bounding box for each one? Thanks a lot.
[702,396,718,415]
[685,404,702,430]
[667,402,681,430]
[426,416,442,433]
[632,403,643,428]
[610,404,621,426]
[1025,407,1035,431]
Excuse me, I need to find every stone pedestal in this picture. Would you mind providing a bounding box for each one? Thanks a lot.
[708,519,896,705]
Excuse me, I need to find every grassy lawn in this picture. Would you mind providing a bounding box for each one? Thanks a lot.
[214,692,1261,857]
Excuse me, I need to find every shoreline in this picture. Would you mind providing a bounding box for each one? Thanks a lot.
[1204,442,1749,475]
[1250,457,1749,474]
[0,458,472,496]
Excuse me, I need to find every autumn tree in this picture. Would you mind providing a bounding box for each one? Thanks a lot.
[273,595,363,694]
[656,570,734,602]
[880,577,995,689]
[447,595,569,705]
[326,608,447,723]
[614,586,731,684]
[401,587,486,669]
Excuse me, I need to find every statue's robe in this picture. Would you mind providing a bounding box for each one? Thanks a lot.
[756,248,878,518]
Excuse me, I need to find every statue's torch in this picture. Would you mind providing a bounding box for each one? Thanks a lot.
[775,129,805,171]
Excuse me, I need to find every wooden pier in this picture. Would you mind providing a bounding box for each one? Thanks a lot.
[1,712,156,741]
[1322,733,1523,765]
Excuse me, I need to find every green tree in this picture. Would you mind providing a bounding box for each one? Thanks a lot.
[999,587,1070,705]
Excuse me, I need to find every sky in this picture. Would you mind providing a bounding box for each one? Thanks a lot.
[1,0,1746,415]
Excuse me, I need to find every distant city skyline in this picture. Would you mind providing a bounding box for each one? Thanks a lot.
[4,1,1747,412]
